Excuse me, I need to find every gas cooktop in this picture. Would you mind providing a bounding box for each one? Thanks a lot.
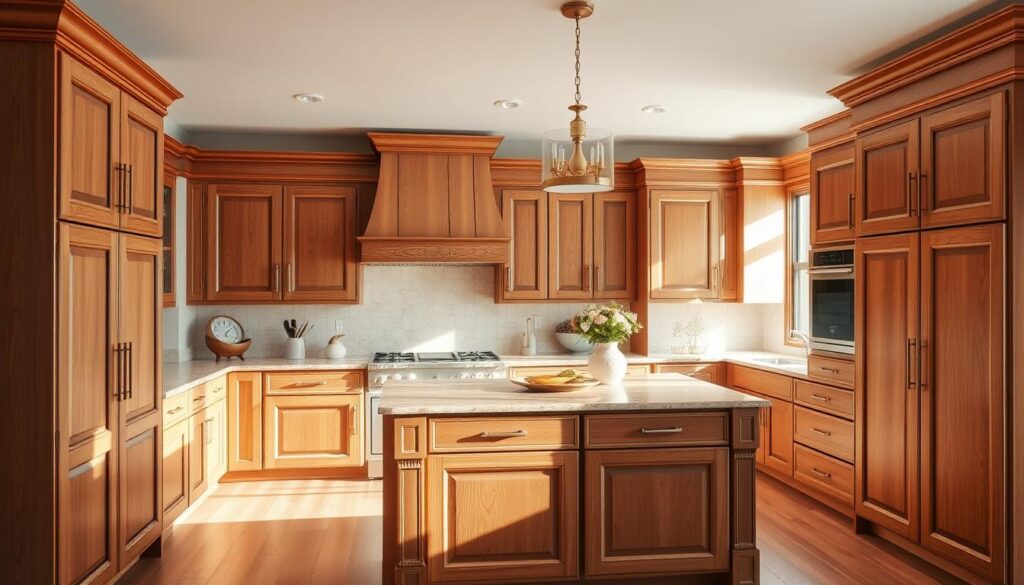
[371,351,500,365]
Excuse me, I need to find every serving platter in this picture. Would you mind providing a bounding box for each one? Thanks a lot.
[510,376,600,392]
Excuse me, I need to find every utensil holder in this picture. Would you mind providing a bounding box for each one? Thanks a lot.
[285,338,305,360]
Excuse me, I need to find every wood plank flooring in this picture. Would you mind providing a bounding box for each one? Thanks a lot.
[118,473,965,585]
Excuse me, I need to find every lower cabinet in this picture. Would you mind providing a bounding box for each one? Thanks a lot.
[654,362,724,385]
[427,451,579,583]
[227,372,263,471]
[162,418,190,525]
[263,393,364,469]
[584,447,729,576]
[188,409,208,504]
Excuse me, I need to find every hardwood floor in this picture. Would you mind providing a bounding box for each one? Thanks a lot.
[118,473,964,585]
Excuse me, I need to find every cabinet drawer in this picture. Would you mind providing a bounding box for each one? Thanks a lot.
[794,406,854,463]
[794,444,853,504]
[163,391,190,428]
[794,379,853,419]
[189,383,207,413]
[807,355,853,389]
[205,375,227,405]
[727,364,792,401]
[654,363,724,385]
[265,370,363,395]
[507,364,650,378]
[430,416,579,453]
[585,412,729,448]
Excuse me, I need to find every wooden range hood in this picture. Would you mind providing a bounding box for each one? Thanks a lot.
[359,133,510,263]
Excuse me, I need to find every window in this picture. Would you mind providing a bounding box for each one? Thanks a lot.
[788,190,810,341]
[162,173,175,307]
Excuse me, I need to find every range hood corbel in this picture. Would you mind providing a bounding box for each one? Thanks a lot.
[359,133,510,264]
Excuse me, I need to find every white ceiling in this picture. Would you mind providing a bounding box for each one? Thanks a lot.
[77,0,995,148]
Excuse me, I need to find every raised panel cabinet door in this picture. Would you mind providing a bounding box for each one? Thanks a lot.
[500,190,548,300]
[283,185,358,302]
[206,398,228,482]
[593,191,636,300]
[855,233,920,541]
[205,184,283,302]
[920,93,1005,230]
[719,187,740,300]
[188,410,208,504]
[227,372,263,471]
[585,447,729,576]
[59,54,122,230]
[120,94,164,237]
[810,142,855,244]
[919,225,1004,582]
[764,398,794,477]
[57,223,119,585]
[162,418,189,527]
[186,182,206,302]
[548,193,594,299]
[650,190,720,299]
[263,394,364,469]
[428,451,579,583]
[855,120,920,237]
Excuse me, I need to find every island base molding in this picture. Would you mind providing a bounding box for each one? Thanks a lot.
[383,408,762,585]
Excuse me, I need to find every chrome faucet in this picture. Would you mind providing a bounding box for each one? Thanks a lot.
[790,330,811,356]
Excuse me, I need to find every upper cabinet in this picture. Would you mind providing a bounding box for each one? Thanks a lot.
[650,190,721,299]
[855,92,1005,237]
[59,54,163,238]
[810,143,855,244]
[497,190,635,302]
[193,182,361,304]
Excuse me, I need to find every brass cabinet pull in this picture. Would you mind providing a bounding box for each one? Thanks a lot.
[505,265,512,293]
[479,430,527,438]
[273,264,281,293]
[810,467,832,479]
[640,427,684,434]
[287,263,295,292]
[810,428,832,437]
[126,342,133,400]
[351,405,358,436]
[906,338,917,389]
[167,406,184,415]
[114,164,125,211]
[919,172,927,215]
[809,394,832,402]
[127,164,134,213]
[847,193,855,229]
[818,367,840,375]
[289,380,328,388]
[193,396,205,402]
[919,340,929,389]
[907,171,917,216]
[113,343,124,400]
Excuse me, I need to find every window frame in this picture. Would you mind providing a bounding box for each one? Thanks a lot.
[784,183,811,346]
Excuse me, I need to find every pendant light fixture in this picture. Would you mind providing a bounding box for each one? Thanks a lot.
[541,1,614,193]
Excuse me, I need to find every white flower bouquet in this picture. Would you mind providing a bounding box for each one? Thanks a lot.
[573,302,642,344]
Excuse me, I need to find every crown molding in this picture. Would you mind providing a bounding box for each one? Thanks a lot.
[368,133,503,155]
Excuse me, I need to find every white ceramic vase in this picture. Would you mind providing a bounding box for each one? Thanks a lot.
[588,342,627,385]
[285,338,305,360]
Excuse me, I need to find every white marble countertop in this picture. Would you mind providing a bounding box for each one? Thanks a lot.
[163,356,370,398]
[503,351,809,378]
[378,373,770,415]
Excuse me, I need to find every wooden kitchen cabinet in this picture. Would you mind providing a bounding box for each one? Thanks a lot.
[718,187,740,300]
[584,447,729,576]
[206,390,228,483]
[727,365,793,476]
[283,184,359,302]
[188,408,208,504]
[763,396,794,477]
[855,120,920,237]
[548,193,593,299]
[59,54,163,237]
[650,189,721,299]
[654,362,724,385]
[186,182,206,302]
[205,183,283,302]
[500,190,548,300]
[427,451,579,583]
[227,372,263,471]
[263,393,364,469]
[162,418,189,526]
[593,191,636,299]
[810,142,855,244]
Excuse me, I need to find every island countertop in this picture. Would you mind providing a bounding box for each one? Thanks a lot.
[378,372,769,415]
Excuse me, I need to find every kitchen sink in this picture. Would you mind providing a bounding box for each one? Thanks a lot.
[751,357,806,366]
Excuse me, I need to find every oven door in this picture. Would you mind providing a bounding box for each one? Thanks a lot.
[809,269,854,354]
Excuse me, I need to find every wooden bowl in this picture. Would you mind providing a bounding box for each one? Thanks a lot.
[205,335,252,362]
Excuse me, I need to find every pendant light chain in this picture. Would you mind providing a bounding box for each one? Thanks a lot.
[574,16,582,105]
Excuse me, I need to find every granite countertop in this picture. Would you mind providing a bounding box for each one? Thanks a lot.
[163,356,370,398]
[378,373,770,416]
[503,351,810,378]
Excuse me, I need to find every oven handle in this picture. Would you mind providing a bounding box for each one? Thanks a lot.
[809,267,854,275]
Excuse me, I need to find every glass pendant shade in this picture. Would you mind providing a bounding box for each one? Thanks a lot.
[541,127,614,193]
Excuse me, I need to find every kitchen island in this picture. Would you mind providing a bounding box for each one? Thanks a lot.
[380,373,769,585]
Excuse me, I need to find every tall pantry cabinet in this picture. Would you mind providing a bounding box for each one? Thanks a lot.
[0,3,182,584]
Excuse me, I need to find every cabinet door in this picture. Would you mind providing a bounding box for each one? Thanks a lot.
[920,225,1004,581]
[205,398,228,483]
[500,190,548,300]
[120,94,163,237]
[227,372,263,471]
[810,142,855,244]
[548,193,593,299]
[428,451,579,583]
[186,182,206,302]
[59,54,121,230]
[855,120,920,236]
[162,418,189,526]
[283,185,358,302]
[650,190,720,299]
[188,410,208,504]
[57,224,119,585]
[855,233,919,541]
[719,187,740,300]
[117,234,162,568]
[205,184,283,302]
[593,191,635,299]
[263,394,364,469]
[585,447,728,576]
[654,363,723,385]
[920,93,1005,230]
[764,397,793,477]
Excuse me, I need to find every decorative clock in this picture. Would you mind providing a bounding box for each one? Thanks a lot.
[205,315,252,361]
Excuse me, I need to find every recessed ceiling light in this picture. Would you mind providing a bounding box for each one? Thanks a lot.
[293,93,325,103]
[641,104,668,114]
[493,98,524,109]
